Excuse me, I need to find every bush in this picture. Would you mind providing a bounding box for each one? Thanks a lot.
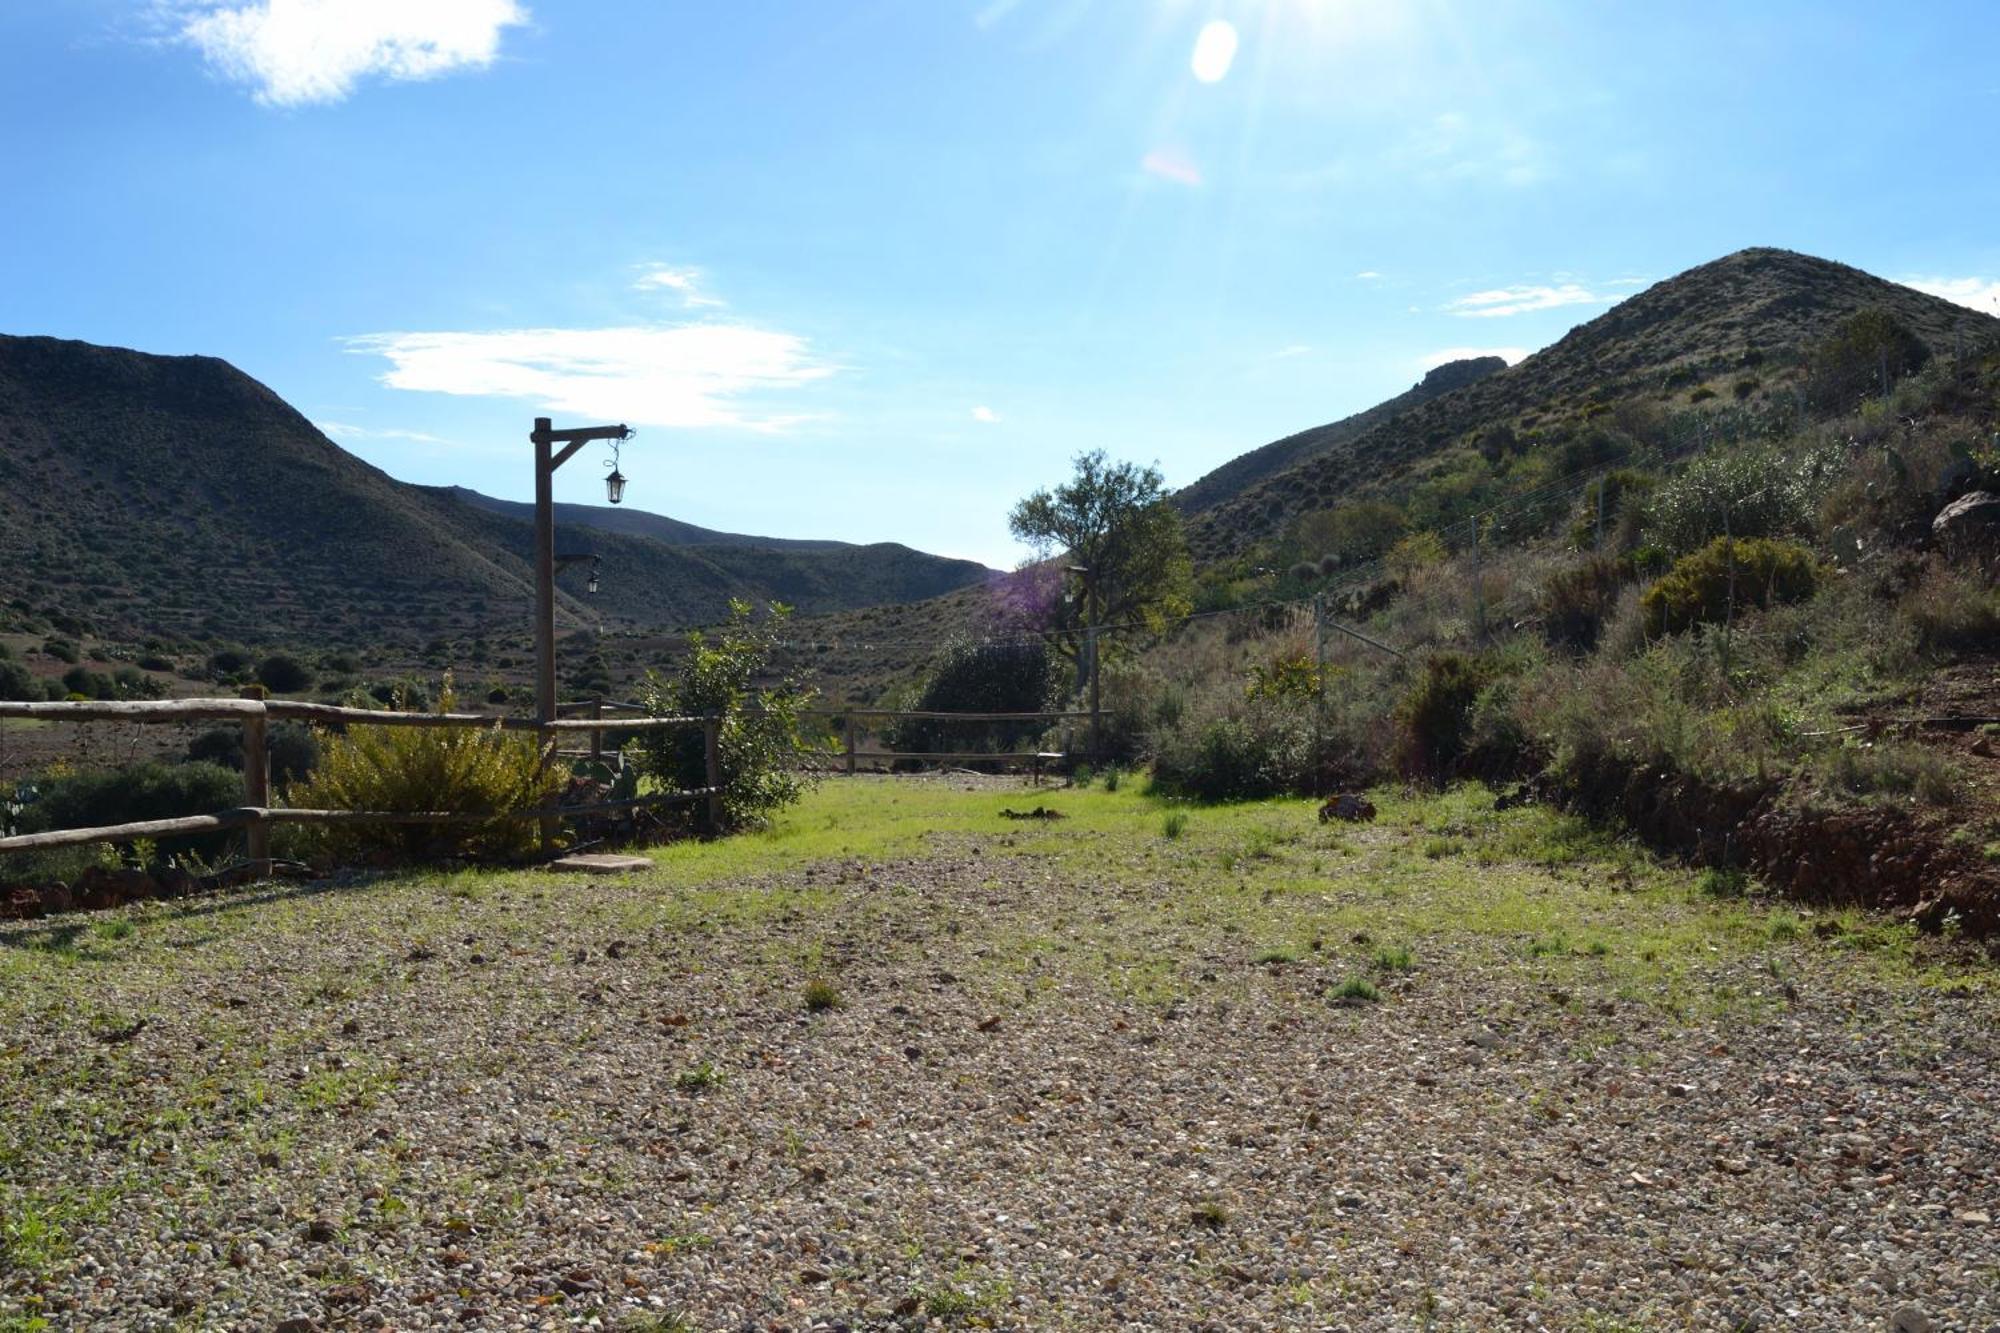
[256,653,312,694]
[206,646,253,679]
[1150,701,1312,802]
[627,602,815,833]
[0,659,39,702]
[13,761,243,865]
[1640,537,1819,638]
[187,722,321,786]
[887,638,1062,760]
[1396,652,1499,784]
[60,666,116,700]
[1538,556,1628,653]
[1807,307,1931,411]
[287,676,564,861]
[42,638,78,664]
[1902,563,2000,655]
[1647,443,1842,555]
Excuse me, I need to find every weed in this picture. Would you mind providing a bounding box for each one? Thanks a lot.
[616,1314,694,1333]
[1189,1199,1230,1229]
[1161,809,1188,840]
[1696,867,1748,898]
[675,1062,724,1093]
[89,919,133,943]
[1372,945,1415,972]
[803,978,841,1012]
[1253,947,1300,965]
[1329,977,1382,1004]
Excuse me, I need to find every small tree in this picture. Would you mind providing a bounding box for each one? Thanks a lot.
[628,602,815,832]
[1008,450,1193,657]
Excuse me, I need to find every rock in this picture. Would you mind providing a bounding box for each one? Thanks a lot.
[274,1320,319,1333]
[1890,1305,1934,1333]
[1931,490,2000,559]
[1318,794,1377,824]
[1465,1027,1502,1051]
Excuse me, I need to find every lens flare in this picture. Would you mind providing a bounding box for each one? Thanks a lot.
[1190,19,1238,83]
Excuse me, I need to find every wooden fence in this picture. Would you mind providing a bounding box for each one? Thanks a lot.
[561,700,1098,775]
[0,698,719,865]
[0,698,1098,866]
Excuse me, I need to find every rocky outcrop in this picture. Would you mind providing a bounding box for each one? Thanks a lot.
[1932,490,2000,561]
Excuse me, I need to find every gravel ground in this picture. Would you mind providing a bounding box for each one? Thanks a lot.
[1,781,1995,1331]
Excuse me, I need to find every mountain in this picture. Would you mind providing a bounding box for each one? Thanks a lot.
[1174,355,1506,516]
[434,486,849,551]
[1185,248,2000,563]
[0,335,990,648]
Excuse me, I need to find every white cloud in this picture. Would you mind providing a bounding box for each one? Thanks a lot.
[1899,275,2000,314]
[172,0,526,106]
[315,420,446,443]
[345,323,833,432]
[1419,346,1529,372]
[1354,270,1382,281]
[634,264,725,309]
[970,405,1000,424]
[1273,344,1312,358]
[1446,283,1610,319]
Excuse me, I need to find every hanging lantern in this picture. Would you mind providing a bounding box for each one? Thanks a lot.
[586,556,601,595]
[604,439,628,504]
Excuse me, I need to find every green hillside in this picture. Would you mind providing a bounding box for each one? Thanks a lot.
[1185,248,2000,565]
[0,335,990,650]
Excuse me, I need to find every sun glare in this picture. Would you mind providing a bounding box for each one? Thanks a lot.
[1189,19,1238,82]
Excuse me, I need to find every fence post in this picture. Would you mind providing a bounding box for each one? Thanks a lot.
[703,715,723,834]
[843,713,857,777]
[1086,625,1102,762]
[240,701,270,874]
[589,699,604,764]
[1312,593,1327,797]
[1471,519,1486,644]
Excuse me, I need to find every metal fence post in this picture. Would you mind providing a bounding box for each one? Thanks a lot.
[703,716,723,834]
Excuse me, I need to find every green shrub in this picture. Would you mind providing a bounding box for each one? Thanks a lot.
[256,654,312,694]
[41,638,79,664]
[1150,703,1311,802]
[1396,652,1498,784]
[887,637,1061,759]
[1807,307,1931,410]
[187,722,320,785]
[1538,556,1627,653]
[1902,564,2000,654]
[628,602,815,833]
[287,676,565,861]
[60,666,116,700]
[0,659,38,702]
[1640,537,1819,638]
[1647,442,1842,554]
[205,646,252,679]
[13,761,243,864]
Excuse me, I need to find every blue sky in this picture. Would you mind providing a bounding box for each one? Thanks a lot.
[4,1,1998,567]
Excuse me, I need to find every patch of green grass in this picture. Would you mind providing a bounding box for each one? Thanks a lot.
[1696,867,1748,898]
[1328,977,1382,1004]
[803,977,841,1012]
[1161,809,1188,840]
[0,1193,69,1279]
[1372,945,1415,972]
[919,1269,1013,1321]
[615,1313,694,1333]
[1253,946,1300,965]
[89,919,133,943]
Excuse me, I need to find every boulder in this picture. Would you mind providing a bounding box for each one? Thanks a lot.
[1319,793,1378,823]
[1932,490,2000,560]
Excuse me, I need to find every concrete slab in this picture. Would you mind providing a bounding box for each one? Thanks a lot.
[546,853,654,874]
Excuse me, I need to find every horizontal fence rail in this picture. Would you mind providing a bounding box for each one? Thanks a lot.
[0,698,719,865]
[1,696,1100,867]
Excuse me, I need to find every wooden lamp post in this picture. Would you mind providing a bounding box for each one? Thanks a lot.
[530,416,631,726]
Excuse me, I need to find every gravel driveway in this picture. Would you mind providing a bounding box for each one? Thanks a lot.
[2,781,1994,1331]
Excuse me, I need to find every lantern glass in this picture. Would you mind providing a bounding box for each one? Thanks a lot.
[586,570,600,595]
[605,469,627,505]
